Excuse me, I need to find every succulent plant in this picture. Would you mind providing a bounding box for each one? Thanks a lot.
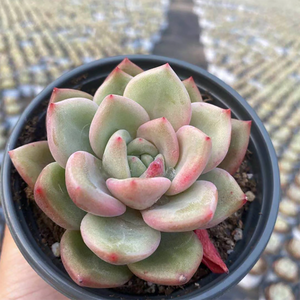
[9,58,251,288]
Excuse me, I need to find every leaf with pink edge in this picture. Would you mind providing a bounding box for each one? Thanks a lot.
[80,209,161,265]
[128,232,203,285]
[190,102,232,173]
[127,138,158,157]
[199,168,247,228]
[218,119,252,175]
[65,151,126,217]
[90,95,149,159]
[102,130,132,179]
[49,88,93,104]
[137,118,179,168]
[9,141,54,189]
[61,230,132,288]
[142,181,218,232]
[47,98,98,167]
[106,177,171,210]
[124,64,191,131]
[140,154,165,178]
[34,162,85,229]
[93,67,132,105]
[182,77,203,102]
[166,125,212,196]
[117,58,143,76]
[127,156,147,177]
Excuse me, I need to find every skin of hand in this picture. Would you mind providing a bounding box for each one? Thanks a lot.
[0,226,69,300]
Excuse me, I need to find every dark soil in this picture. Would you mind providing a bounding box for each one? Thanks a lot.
[12,99,257,297]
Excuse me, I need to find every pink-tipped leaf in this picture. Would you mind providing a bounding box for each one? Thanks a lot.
[117,58,143,76]
[142,181,218,232]
[106,177,171,210]
[140,154,165,178]
[199,168,247,228]
[61,230,132,288]
[34,162,85,229]
[9,141,54,189]
[183,77,203,102]
[90,94,149,159]
[65,151,126,217]
[47,98,98,167]
[124,64,191,131]
[218,119,251,175]
[128,232,203,285]
[190,102,232,173]
[166,125,212,195]
[49,88,93,104]
[80,209,161,265]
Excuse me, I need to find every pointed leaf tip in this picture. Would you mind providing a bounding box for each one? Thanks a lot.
[183,76,203,102]
[49,88,93,104]
[117,58,143,76]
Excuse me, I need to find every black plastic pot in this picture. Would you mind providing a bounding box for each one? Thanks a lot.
[1,55,280,300]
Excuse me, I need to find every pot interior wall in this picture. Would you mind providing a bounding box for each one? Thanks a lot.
[6,56,276,300]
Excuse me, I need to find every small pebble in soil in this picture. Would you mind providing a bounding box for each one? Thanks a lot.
[232,228,243,241]
[51,242,60,257]
[245,191,255,202]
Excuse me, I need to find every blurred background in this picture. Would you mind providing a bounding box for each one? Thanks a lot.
[1,0,300,299]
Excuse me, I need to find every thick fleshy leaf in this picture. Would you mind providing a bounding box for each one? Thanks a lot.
[9,141,54,189]
[80,209,161,265]
[182,77,203,102]
[166,125,212,196]
[199,168,247,228]
[65,151,126,217]
[141,154,154,167]
[190,102,232,173]
[117,58,143,76]
[127,138,158,157]
[106,177,171,210]
[47,98,98,167]
[128,232,203,285]
[90,95,150,159]
[140,154,165,178]
[218,119,252,175]
[49,88,93,104]
[34,162,85,229]
[93,67,132,105]
[127,156,147,177]
[137,118,179,168]
[142,181,218,232]
[124,64,191,131]
[61,230,132,288]
[194,229,229,273]
[102,130,132,179]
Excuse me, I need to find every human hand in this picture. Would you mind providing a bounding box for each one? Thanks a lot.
[0,226,69,300]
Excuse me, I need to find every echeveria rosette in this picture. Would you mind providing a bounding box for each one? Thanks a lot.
[9,58,252,288]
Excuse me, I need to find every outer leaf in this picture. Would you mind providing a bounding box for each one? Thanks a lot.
[61,230,132,288]
[190,102,232,173]
[102,130,132,179]
[140,154,165,178]
[93,67,132,105]
[127,156,147,177]
[128,232,203,285]
[137,118,179,168]
[9,141,54,189]
[166,125,212,196]
[90,95,149,159]
[124,64,191,131]
[127,138,158,157]
[106,177,171,210]
[117,58,143,76]
[47,98,98,167]
[80,210,161,265]
[34,162,85,229]
[194,229,229,274]
[218,119,252,175]
[182,77,203,102]
[141,154,154,167]
[199,168,247,228]
[65,151,126,217]
[142,181,218,232]
[49,88,93,104]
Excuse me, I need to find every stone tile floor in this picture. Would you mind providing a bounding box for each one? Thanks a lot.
[1,0,300,299]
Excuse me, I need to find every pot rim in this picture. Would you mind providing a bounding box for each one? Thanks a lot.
[1,54,280,300]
